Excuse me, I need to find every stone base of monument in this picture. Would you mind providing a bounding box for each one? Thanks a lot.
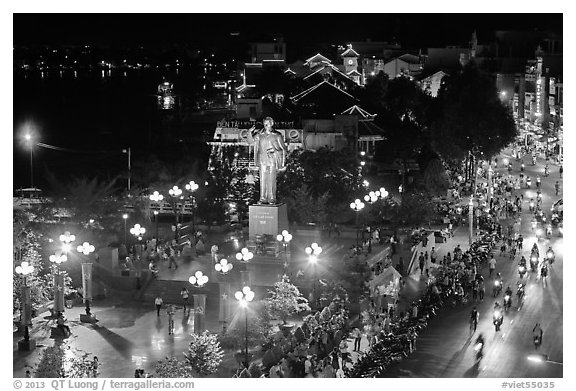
[249,203,289,240]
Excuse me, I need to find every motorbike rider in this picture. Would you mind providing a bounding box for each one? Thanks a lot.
[493,302,504,330]
[546,246,555,263]
[493,273,503,296]
[526,176,532,188]
[470,307,479,333]
[544,164,549,176]
[504,286,513,310]
[474,333,485,363]
[517,282,526,305]
[521,163,525,172]
[529,198,535,211]
[531,243,540,257]
[555,181,560,195]
[533,323,543,349]
[536,176,541,188]
[546,224,552,238]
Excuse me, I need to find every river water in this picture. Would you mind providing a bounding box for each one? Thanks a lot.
[13,67,222,191]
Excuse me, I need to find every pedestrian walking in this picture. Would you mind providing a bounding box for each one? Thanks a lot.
[167,305,175,335]
[352,327,362,352]
[168,246,178,269]
[478,279,485,301]
[155,295,163,316]
[180,287,189,312]
[489,256,496,277]
[419,252,425,275]
[430,247,437,264]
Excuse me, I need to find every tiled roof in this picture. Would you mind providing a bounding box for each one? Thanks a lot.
[341,105,376,119]
[341,47,360,57]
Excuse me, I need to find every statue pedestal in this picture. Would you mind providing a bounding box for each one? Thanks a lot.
[249,203,289,240]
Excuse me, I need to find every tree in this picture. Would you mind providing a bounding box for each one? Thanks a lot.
[154,357,194,378]
[184,331,224,376]
[431,62,517,161]
[263,275,311,324]
[34,343,97,378]
[423,158,450,196]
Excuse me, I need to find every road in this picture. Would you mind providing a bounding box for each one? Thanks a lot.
[382,151,563,378]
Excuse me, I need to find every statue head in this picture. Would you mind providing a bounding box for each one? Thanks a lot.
[263,117,274,131]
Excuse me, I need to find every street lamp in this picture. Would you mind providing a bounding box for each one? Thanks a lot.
[235,286,255,368]
[130,223,146,242]
[77,242,95,316]
[122,214,129,245]
[24,133,34,188]
[189,271,209,287]
[215,258,233,274]
[305,243,322,308]
[235,247,254,263]
[169,185,183,240]
[59,231,76,253]
[15,261,35,335]
[49,251,67,315]
[468,198,474,245]
[350,199,365,247]
[185,181,200,233]
[276,230,292,269]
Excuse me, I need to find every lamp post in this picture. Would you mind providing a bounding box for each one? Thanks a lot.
[49,251,68,314]
[235,286,255,369]
[305,243,322,309]
[122,214,129,245]
[468,198,474,245]
[276,230,293,270]
[130,224,146,254]
[24,133,34,188]
[235,247,254,263]
[215,258,233,275]
[189,270,209,288]
[487,166,493,206]
[350,199,365,248]
[169,185,183,240]
[185,180,200,234]
[77,242,95,318]
[59,231,76,254]
[15,261,34,331]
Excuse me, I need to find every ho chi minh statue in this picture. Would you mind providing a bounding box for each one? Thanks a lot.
[248,117,287,204]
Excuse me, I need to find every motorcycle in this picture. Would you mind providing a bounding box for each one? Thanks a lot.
[503,293,512,312]
[533,335,542,349]
[474,337,485,363]
[532,156,537,166]
[517,283,525,309]
[493,279,502,297]
[546,226,552,239]
[526,178,532,188]
[518,264,527,279]
[529,201,535,212]
[535,228,543,241]
[530,256,539,272]
[544,167,549,177]
[546,250,555,264]
[521,163,525,172]
[493,309,504,331]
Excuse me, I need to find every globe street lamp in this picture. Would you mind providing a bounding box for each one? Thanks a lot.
[15,261,35,336]
[49,251,67,315]
[130,224,146,244]
[235,286,255,368]
[235,247,254,263]
[77,242,95,316]
[169,185,183,240]
[59,231,76,254]
[276,230,293,270]
[189,271,209,287]
[122,213,129,245]
[215,258,233,274]
[468,198,474,245]
[350,199,365,248]
[185,181,200,234]
[305,243,322,309]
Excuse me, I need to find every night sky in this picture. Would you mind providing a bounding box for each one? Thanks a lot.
[14,13,562,49]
